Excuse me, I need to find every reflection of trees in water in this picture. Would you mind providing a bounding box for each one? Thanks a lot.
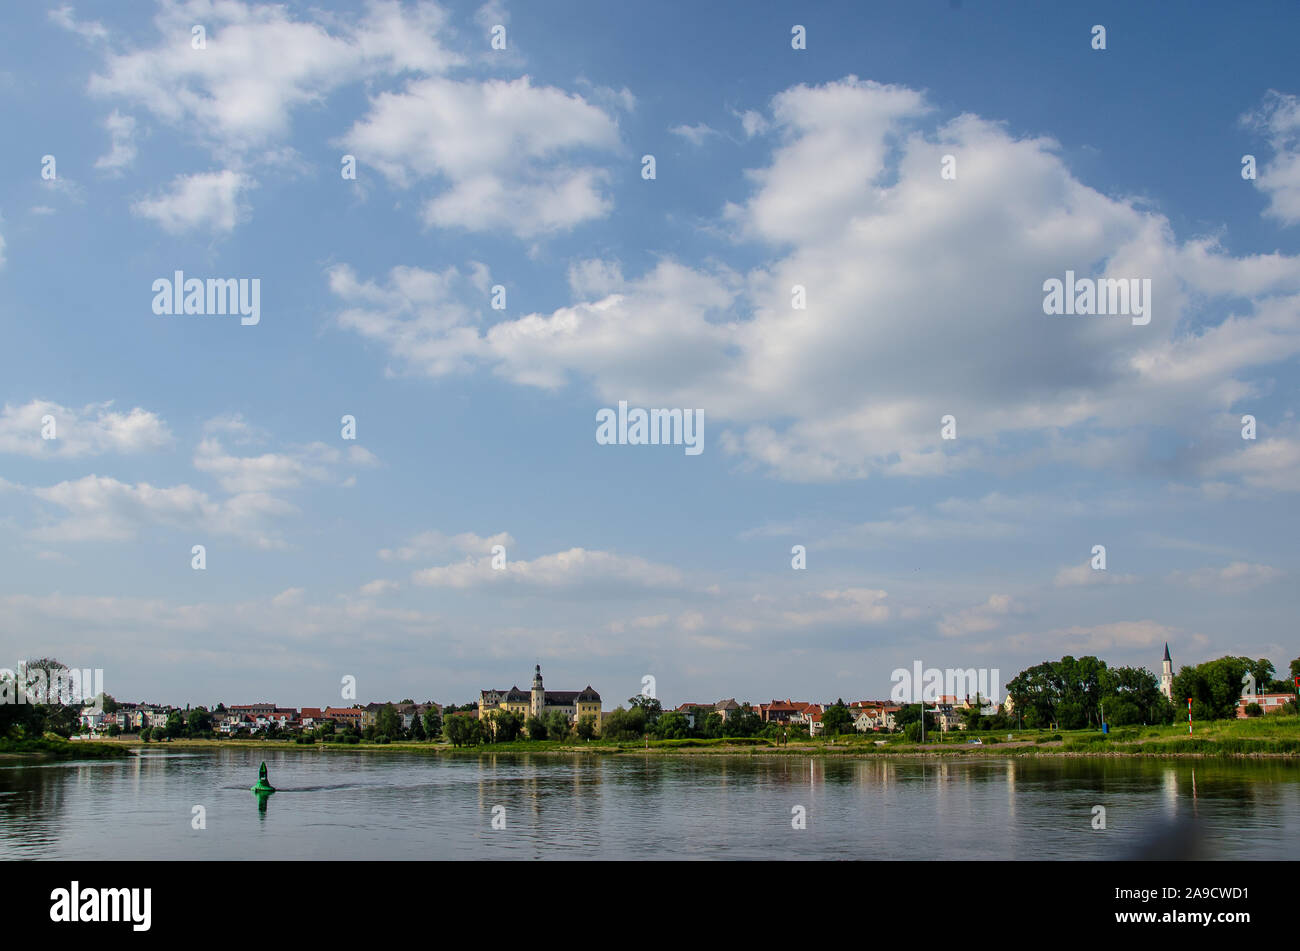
[0,763,72,852]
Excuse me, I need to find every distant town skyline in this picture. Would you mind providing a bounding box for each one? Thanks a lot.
[2,1,1298,707]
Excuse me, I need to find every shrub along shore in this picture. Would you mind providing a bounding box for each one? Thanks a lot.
[0,734,131,759]
[81,716,1300,759]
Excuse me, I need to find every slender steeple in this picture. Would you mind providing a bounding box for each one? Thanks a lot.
[1160,643,1173,700]
[531,664,544,718]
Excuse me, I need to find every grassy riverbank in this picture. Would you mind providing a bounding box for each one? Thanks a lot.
[0,734,132,760]
[87,715,1300,759]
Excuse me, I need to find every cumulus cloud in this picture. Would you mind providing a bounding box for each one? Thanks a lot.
[94,109,136,173]
[329,76,1300,490]
[1244,90,1300,226]
[0,400,170,458]
[938,594,1021,637]
[29,474,293,547]
[193,434,376,494]
[669,122,718,146]
[131,170,253,234]
[1053,563,1139,587]
[1198,419,1300,492]
[380,530,515,562]
[48,5,108,43]
[1167,561,1283,593]
[1001,620,1186,655]
[411,547,687,594]
[338,76,622,237]
[736,108,768,138]
[88,0,461,152]
[782,587,890,627]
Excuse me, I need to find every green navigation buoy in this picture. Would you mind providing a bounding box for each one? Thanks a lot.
[250,761,276,794]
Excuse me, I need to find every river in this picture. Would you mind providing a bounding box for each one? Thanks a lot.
[2,749,1296,859]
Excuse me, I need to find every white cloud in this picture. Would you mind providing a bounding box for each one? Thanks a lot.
[94,109,136,173]
[411,547,687,593]
[29,474,292,547]
[89,0,461,153]
[1167,561,1283,593]
[131,170,253,234]
[1244,90,1300,226]
[272,587,305,608]
[1001,620,1185,655]
[474,0,509,31]
[324,76,1300,489]
[669,122,718,146]
[938,594,1021,637]
[782,587,890,627]
[1053,563,1139,587]
[193,436,372,494]
[0,400,170,458]
[49,5,108,42]
[339,76,621,237]
[379,530,515,561]
[736,108,768,138]
[1198,420,1300,492]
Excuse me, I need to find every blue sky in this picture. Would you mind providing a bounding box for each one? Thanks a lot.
[1,0,1298,709]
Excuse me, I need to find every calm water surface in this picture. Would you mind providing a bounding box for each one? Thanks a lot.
[2,749,1297,859]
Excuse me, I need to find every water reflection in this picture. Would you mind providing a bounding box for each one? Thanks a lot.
[0,750,1295,859]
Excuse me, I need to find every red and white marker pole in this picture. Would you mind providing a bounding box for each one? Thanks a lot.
[1187,697,1193,735]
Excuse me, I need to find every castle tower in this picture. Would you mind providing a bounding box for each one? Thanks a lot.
[1160,643,1173,701]
[531,664,544,719]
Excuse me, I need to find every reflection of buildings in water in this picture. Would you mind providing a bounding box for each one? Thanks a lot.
[1005,759,1016,823]
[1161,764,1179,819]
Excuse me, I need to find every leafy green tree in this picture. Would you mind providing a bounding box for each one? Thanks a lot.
[188,707,212,734]
[627,695,662,731]
[545,711,571,742]
[442,716,466,746]
[654,711,691,739]
[700,712,724,738]
[14,659,81,737]
[724,704,761,737]
[423,707,442,739]
[1172,656,1261,721]
[374,703,402,739]
[599,706,647,741]
[445,714,482,747]
[492,709,524,742]
[1098,666,1173,725]
[1007,656,1108,729]
[0,670,40,739]
[525,716,547,740]
[822,700,853,736]
[576,716,596,740]
[410,710,426,741]
[893,704,937,732]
